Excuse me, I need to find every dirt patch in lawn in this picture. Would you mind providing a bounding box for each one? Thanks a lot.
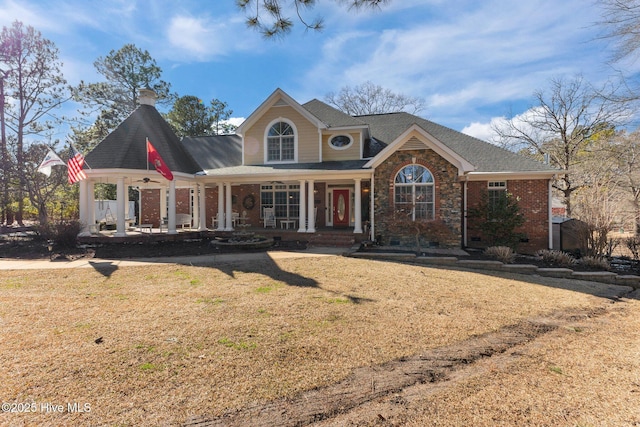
[0,256,637,426]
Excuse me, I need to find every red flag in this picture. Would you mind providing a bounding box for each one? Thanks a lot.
[68,145,87,184]
[147,139,173,181]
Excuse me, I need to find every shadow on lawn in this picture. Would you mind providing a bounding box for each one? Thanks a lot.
[89,261,119,277]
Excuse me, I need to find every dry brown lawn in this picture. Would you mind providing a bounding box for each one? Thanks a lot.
[0,254,638,426]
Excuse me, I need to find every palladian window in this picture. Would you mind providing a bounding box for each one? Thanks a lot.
[267,121,295,162]
[394,164,435,220]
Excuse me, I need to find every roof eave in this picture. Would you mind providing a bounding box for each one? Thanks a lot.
[364,124,476,175]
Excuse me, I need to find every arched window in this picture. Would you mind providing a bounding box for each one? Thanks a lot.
[267,121,295,162]
[394,164,434,220]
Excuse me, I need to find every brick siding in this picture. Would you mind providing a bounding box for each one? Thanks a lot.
[466,179,550,253]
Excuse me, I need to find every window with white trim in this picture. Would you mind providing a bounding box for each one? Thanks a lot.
[488,181,507,208]
[329,134,353,150]
[394,164,434,220]
[260,184,300,218]
[267,121,295,162]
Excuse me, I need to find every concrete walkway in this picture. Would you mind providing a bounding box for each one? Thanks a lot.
[0,247,350,271]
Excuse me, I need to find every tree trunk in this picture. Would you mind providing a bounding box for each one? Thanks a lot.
[0,75,8,225]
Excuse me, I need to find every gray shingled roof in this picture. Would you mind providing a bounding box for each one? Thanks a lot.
[358,112,555,172]
[302,99,367,128]
[203,160,369,176]
[85,105,202,174]
[181,135,242,170]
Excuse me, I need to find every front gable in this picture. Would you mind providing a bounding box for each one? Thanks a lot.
[365,125,476,176]
[237,89,326,166]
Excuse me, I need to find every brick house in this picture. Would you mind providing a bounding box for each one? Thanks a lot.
[79,88,558,252]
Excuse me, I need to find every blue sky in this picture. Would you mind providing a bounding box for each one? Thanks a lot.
[0,0,628,142]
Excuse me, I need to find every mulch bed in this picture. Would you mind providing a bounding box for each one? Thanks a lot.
[0,231,308,261]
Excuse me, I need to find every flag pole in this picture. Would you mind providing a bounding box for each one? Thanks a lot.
[146,137,149,173]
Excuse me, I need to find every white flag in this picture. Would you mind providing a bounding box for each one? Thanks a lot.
[37,148,66,177]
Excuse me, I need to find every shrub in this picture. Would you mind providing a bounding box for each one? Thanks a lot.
[484,246,516,264]
[625,236,640,261]
[467,190,525,249]
[579,256,610,271]
[536,249,576,268]
[36,220,82,250]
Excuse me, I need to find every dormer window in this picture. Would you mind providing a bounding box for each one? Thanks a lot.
[267,120,295,162]
[329,134,353,150]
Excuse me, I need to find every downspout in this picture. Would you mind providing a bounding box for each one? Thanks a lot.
[548,178,553,249]
[462,176,468,247]
[370,171,375,241]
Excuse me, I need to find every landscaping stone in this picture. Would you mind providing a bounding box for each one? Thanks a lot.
[615,275,640,289]
[456,260,504,270]
[416,256,459,265]
[350,252,417,258]
[502,264,539,274]
[571,271,618,284]
[535,268,574,278]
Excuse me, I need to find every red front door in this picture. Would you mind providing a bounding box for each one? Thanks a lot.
[333,189,350,227]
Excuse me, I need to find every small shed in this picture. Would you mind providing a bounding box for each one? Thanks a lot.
[552,217,587,253]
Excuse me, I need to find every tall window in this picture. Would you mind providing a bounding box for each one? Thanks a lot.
[261,184,300,218]
[488,181,507,208]
[394,164,434,220]
[267,121,295,162]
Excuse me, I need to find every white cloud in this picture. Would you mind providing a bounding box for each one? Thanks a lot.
[304,0,608,129]
[167,15,224,60]
[226,117,245,128]
[462,107,550,146]
[461,121,499,142]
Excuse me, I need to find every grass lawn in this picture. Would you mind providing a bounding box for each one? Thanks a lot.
[0,254,638,426]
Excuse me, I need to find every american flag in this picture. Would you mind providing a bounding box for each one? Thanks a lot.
[68,145,87,184]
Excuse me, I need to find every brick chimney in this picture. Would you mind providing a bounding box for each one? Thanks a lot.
[138,88,157,107]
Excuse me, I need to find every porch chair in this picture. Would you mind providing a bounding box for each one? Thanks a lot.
[212,213,225,229]
[263,207,276,228]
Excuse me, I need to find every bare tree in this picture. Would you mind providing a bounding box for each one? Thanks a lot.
[237,0,390,37]
[598,0,640,63]
[603,129,640,233]
[492,75,627,216]
[571,157,629,257]
[325,81,426,116]
[0,21,68,225]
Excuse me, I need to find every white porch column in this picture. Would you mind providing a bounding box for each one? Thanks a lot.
[115,177,126,237]
[192,184,200,230]
[353,178,363,233]
[298,179,307,232]
[307,179,316,233]
[160,186,167,221]
[216,182,224,230]
[78,179,89,235]
[124,183,130,224]
[168,180,177,234]
[198,183,207,231]
[225,182,233,231]
[87,181,95,228]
